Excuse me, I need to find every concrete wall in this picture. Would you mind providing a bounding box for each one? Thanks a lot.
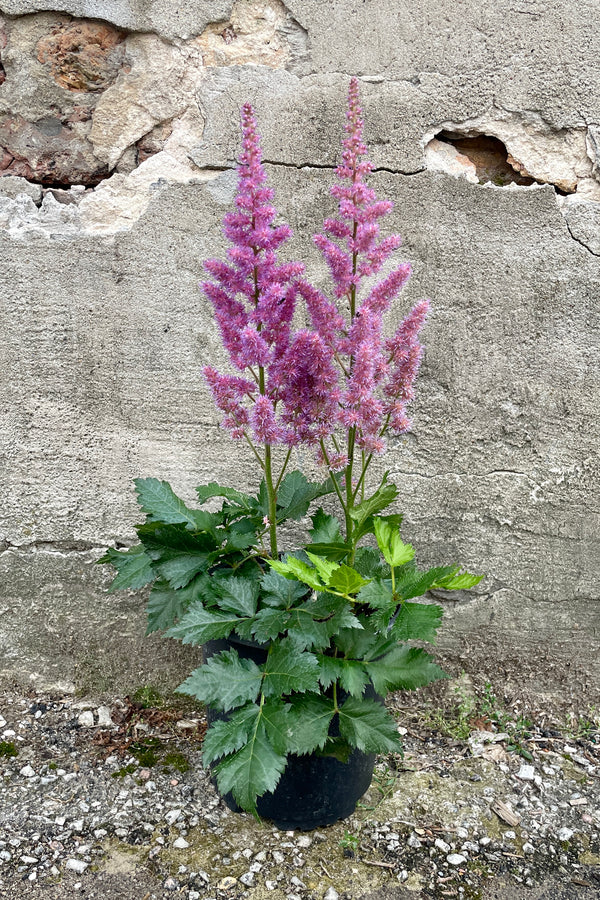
[1,0,598,703]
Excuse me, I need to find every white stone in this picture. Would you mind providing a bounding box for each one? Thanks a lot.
[516,764,536,781]
[19,765,35,778]
[435,838,451,854]
[77,711,95,727]
[557,827,574,841]
[324,890,339,900]
[165,809,182,825]
[173,837,189,849]
[65,859,88,874]
[96,706,114,727]
[239,872,255,886]
[447,854,467,866]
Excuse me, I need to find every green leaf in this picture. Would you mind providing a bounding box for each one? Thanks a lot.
[167,603,251,646]
[306,551,340,584]
[304,542,351,562]
[276,471,339,522]
[349,475,399,539]
[251,607,291,643]
[285,593,361,652]
[373,516,415,568]
[135,478,199,528]
[392,602,444,643]
[136,521,218,555]
[196,483,257,513]
[365,645,447,694]
[433,570,484,591]
[353,547,388,579]
[156,551,211,589]
[261,639,320,698]
[214,723,287,815]
[202,703,261,766]
[268,556,324,592]
[176,649,263,711]
[337,697,402,753]
[99,545,154,592]
[309,508,342,544]
[215,576,259,617]
[285,695,336,754]
[327,565,370,597]
[146,578,202,634]
[260,569,308,608]
[260,699,292,755]
[356,578,394,610]
[317,655,369,697]
[395,563,457,601]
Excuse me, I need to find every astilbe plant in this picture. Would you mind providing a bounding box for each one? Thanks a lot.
[100,81,483,818]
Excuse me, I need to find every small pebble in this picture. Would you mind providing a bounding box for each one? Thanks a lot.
[447,854,467,866]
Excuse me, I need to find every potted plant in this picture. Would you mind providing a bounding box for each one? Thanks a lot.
[100,79,482,828]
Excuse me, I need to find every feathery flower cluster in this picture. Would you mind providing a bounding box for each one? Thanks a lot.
[300,77,427,459]
[201,103,303,447]
[202,81,429,482]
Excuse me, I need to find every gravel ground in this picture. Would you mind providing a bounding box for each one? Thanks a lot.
[0,686,599,900]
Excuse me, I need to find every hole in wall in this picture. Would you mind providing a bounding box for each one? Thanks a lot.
[436,132,537,187]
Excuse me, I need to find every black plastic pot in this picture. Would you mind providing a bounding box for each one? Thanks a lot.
[203,637,377,830]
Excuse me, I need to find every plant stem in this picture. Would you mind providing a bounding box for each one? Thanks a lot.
[320,441,348,519]
[264,444,278,558]
[274,446,292,491]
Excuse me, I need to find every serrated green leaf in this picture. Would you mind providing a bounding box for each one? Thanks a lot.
[195,482,257,513]
[349,475,399,535]
[214,723,286,815]
[251,607,291,643]
[353,547,388,579]
[357,578,394,610]
[135,478,200,528]
[156,551,211,589]
[392,602,444,643]
[337,697,402,753]
[268,556,324,592]
[167,603,250,646]
[285,695,336,754]
[309,509,342,544]
[202,703,261,766]
[136,521,218,556]
[261,639,319,698]
[373,517,415,568]
[176,649,262,711]
[146,578,202,634]
[395,563,457,601]
[304,542,351,562]
[276,471,339,523]
[260,699,292,755]
[317,655,369,697]
[306,551,340,584]
[100,545,154,592]
[215,576,259,617]
[260,569,308,608]
[327,564,370,597]
[285,593,361,652]
[334,615,397,661]
[365,645,447,694]
[433,570,484,591]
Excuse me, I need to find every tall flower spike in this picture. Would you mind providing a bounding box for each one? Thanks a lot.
[201,104,304,448]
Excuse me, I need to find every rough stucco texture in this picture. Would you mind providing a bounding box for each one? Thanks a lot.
[0,0,599,700]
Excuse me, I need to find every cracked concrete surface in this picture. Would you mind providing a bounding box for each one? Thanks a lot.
[1,0,599,701]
